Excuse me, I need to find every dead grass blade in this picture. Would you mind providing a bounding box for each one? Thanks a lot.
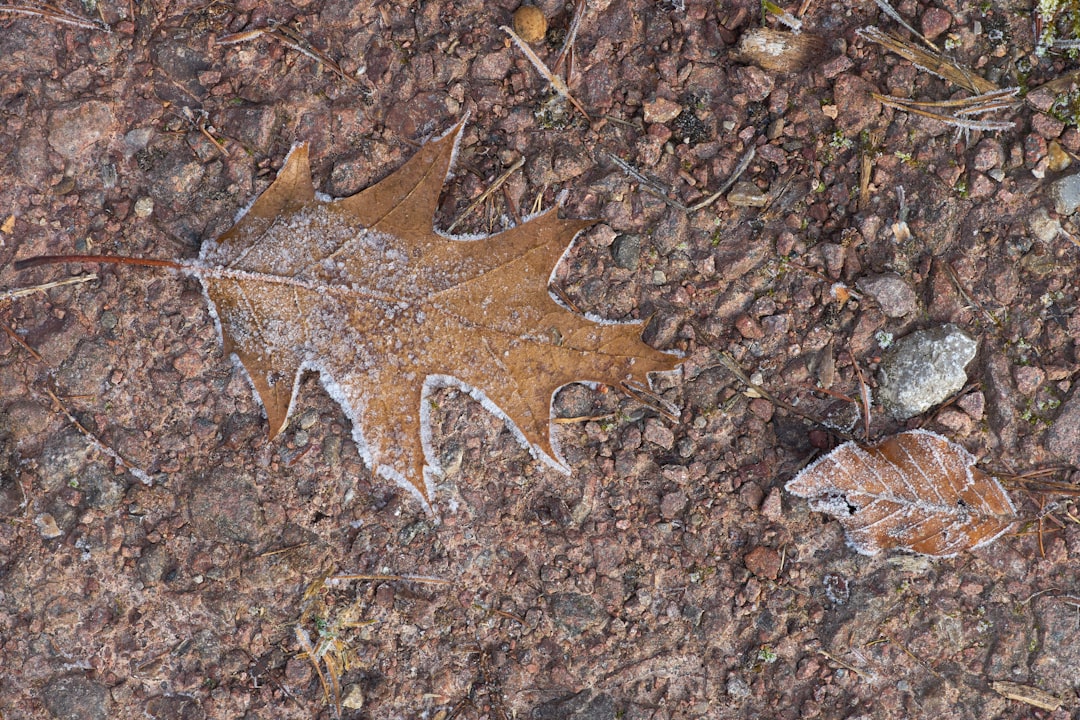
[870,92,1015,132]
[991,681,1062,712]
[857,26,996,94]
[0,2,108,30]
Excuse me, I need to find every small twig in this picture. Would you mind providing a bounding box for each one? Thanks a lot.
[502,25,589,119]
[217,20,354,83]
[941,260,1002,327]
[762,0,802,33]
[858,130,882,210]
[553,0,586,74]
[324,573,452,586]
[620,379,680,423]
[295,626,341,718]
[606,145,756,213]
[685,145,756,212]
[0,2,109,31]
[42,383,154,484]
[716,351,856,438]
[872,0,937,51]
[551,413,617,424]
[0,273,98,301]
[817,650,875,681]
[180,106,230,157]
[850,359,872,441]
[547,283,583,315]
[1,321,41,361]
[447,156,525,234]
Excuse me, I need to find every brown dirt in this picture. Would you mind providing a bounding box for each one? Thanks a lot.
[2,1,1080,719]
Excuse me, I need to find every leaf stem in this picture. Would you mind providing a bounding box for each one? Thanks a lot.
[14,254,183,272]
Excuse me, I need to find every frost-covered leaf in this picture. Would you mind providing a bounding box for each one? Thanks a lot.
[785,429,1016,557]
[193,120,681,508]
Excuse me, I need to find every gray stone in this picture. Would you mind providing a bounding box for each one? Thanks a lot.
[533,689,615,720]
[610,233,641,270]
[188,467,265,544]
[43,674,109,720]
[877,325,977,420]
[856,273,918,318]
[1050,173,1080,215]
[145,694,206,720]
[548,592,606,636]
[1047,390,1080,463]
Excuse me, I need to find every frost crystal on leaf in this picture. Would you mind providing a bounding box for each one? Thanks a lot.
[190,120,681,509]
[785,429,1016,557]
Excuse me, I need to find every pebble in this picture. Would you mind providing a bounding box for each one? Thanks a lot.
[47,100,116,160]
[643,418,674,450]
[877,324,977,420]
[1051,173,1080,215]
[548,592,606,636]
[610,233,641,270]
[43,674,109,720]
[727,674,752,699]
[856,273,918,318]
[920,7,952,40]
[1013,365,1045,395]
[35,512,63,539]
[642,97,683,124]
[144,695,204,719]
[744,545,781,580]
[727,181,768,207]
[1029,207,1062,243]
[134,197,154,218]
[1048,140,1072,172]
[660,490,689,519]
[188,468,266,543]
[342,684,365,710]
[971,138,1004,172]
[532,689,615,720]
[1047,390,1080,463]
[760,486,783,521]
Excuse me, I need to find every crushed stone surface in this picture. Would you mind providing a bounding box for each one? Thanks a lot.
[2,1,1080,719]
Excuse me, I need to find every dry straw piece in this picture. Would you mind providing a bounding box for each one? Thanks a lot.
[786,430,1016,557]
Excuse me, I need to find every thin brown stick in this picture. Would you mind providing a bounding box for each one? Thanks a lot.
[1,321,42,361]
[14,254,182,272]
[447,156,525,234]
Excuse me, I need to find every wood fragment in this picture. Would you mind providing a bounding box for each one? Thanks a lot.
[991,681,1062,712]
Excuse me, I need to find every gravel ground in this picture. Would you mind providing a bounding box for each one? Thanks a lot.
[2,0,1080,718]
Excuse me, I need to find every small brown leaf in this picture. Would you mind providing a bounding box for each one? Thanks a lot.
[785,429,1016,557]
[194,120,681,508]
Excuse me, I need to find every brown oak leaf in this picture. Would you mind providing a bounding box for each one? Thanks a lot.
[192,120,680,507]
[785,429,1016,557]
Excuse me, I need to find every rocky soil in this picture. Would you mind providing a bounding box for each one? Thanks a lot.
[2,0,1080,718]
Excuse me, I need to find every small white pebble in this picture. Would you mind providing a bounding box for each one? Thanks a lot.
[134,197,154,218]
